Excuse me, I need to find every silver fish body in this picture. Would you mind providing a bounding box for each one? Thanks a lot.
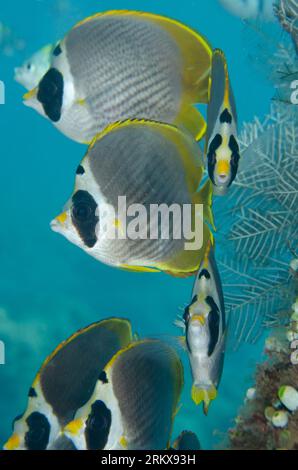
[4,318,133,450]
[24,10,212,143]
[51,120,214,277]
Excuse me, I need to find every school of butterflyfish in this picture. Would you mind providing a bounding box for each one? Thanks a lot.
[6,10,241,450]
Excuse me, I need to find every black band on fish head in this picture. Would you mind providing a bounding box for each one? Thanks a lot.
[24,412,50,450]
[71,190,99,248]
[53,43,62,57]
[183,294,198,324]
[207,134,222,185]
[199,269,211,280]
[183,305,190,325]
[37,68,63,122]
[228,135,240,186]
[206,296,220,357]
[85,400,112,450]
[28,387,37,398]
[98,371,109,384]
[219,108,232,124]
[184,295,198,353]
[76,165,85,175]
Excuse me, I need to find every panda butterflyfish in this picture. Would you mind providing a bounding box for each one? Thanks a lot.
[50,119,215,278]
[59,339,184,450]
[180,241,227,414]
[23,10,212,144]
[4,318,133,450]
[205,49,240,195]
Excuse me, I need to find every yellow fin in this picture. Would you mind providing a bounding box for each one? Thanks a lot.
[193,180,216,231]
[213,49,230,107]
[119,435,128,449]
[89,119,184,151]
[76,98,86,106]
[178,336,187,350]
[23,87,37,101]
[139,12,212,104]
[175,105,207,142]
[64,418,84,436]
[4,434,21,450]
[191,384,217,414]
[211,48,234,115]
[120,264,160,273]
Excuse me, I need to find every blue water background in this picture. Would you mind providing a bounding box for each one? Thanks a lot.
[0,0,280,448]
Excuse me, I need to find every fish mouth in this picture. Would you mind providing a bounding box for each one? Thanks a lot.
[50,219,60,233]
[216,174,229,184]
[190,314,205,326]
[50,213,67,233]
[23,87,37,101]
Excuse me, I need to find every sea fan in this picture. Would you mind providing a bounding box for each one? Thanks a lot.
[214,101,297,348]
[270,43,298,103]
[274,0,298,52]
[219,255,292,349]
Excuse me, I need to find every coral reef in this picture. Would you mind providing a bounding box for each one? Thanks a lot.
[213,28,298,349]
[228,293,298,450]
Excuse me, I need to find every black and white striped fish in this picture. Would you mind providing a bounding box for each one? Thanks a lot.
[182,242,227,414]
[60,340,184,450]
[205,49,240,195]
[50,119,215,278]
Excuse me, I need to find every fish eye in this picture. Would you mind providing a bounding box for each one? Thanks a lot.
[27,63,31,70]
[72,202,92,222]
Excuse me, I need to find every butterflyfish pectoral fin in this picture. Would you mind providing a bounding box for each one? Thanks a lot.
[175,105,207,142]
